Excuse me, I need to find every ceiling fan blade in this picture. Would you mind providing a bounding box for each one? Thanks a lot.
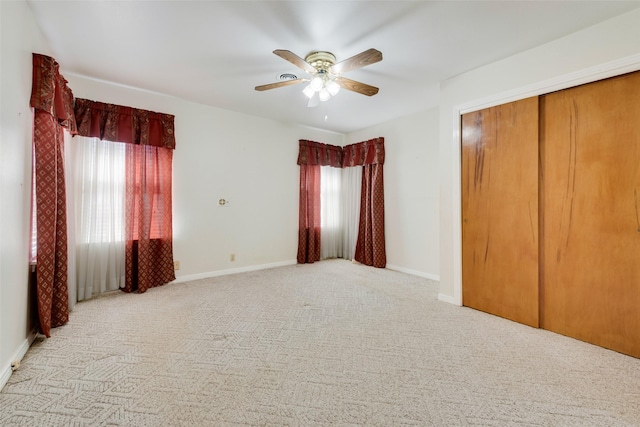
[329,48,382,75]
[273,49,317,74]
[255,79,306,91]
[334,77,379,96]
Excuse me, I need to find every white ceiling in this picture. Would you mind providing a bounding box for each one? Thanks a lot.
[27,1,640,134]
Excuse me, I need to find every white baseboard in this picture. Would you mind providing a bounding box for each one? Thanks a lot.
[438,293,461,306]
[0,329,37,392]
[384,265,459,305]
[171,259,298,284]
[385,264,440,282]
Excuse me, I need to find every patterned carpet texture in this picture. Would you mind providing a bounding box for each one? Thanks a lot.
[1,260,639,426]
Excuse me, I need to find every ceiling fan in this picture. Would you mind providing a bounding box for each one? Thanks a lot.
[255,48,382,107]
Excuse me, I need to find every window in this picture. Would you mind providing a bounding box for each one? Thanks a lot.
[320,166,343,259]
[74,137,126,244]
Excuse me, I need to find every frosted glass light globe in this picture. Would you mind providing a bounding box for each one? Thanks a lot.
[310,77,323,91]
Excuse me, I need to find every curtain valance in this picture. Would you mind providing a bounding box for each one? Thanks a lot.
[297,138,384,168]
[30,53,77,133]
[342,137,385,167]
[74,98,176,149]
[297,140,343,168]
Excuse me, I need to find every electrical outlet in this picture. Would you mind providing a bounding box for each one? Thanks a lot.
[230,253,235,262]
[173,260,180,270]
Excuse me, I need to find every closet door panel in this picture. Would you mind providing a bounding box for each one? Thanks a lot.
[540,72,640,357]
[461,97,539,327]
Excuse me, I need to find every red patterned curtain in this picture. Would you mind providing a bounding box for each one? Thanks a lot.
[30,53,77,337]
[123,145,176,292]
[74,99,176,293]
[343,138,386,268]
[297,165,321,263]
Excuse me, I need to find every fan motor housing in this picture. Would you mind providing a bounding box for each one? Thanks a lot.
[304,51,336,71]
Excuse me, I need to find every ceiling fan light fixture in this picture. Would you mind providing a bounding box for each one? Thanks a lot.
[256,48,382,104]
[310,76,323,91]
[319,88,331,102]
[303,84,316,99]
[326,79,341,96]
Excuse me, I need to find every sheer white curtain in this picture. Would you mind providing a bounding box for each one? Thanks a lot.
[63,131,77,309]
[72,136,126,301]
[320,166,343,259]
[341,166,362,260]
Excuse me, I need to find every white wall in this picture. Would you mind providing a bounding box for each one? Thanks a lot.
[0,0,52,389]
[67,74,442,283]
[438,8,640,304]
[66,75,344,281]
[348,108,439,280]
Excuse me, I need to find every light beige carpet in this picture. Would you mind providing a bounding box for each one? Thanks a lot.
[1,260,639,426]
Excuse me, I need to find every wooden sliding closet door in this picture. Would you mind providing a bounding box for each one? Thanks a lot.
[462,97,539,327]
[540,72,640,358]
